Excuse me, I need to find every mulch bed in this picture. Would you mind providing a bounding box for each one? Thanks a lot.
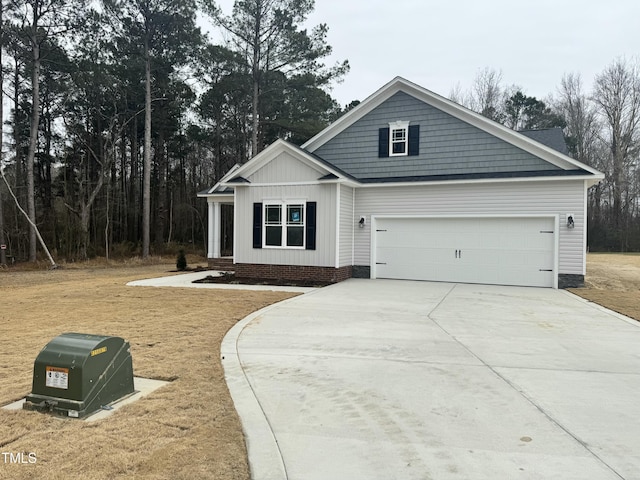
[171,265,209,272]
[193,272,332,288]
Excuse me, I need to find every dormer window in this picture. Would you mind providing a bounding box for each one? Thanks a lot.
[378,123,420,158]
[389,121,410,156]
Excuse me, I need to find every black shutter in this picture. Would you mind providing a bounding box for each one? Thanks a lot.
[252,203,262,248]
[306,202,317,250]
[408,125,420,156]
[378,128,389,158]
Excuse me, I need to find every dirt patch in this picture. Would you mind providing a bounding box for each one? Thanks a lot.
[0,263,297,479]
[569,253,640,322]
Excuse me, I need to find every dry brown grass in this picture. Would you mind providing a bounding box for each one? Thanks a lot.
[0,262,297,480]
[569,253,640,322]
[1,253,638,478]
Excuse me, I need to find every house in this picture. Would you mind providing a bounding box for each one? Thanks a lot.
[198,77,603,288]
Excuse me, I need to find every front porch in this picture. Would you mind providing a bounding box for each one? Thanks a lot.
[202,192,234,266]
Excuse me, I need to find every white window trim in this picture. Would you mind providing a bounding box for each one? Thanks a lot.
[263,200,307,249]
[389,121,410,157]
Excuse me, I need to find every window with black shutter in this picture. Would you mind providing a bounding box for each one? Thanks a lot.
[252,203,262,248]
[378,128,389,158]
[253,201,316,249]
[408,124,420,156]
[379,122,419,157]
[306,202,316,251]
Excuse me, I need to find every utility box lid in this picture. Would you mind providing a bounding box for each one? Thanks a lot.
[24,333,135,419]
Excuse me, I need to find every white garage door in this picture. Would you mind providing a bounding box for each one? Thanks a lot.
[374,217,556,288]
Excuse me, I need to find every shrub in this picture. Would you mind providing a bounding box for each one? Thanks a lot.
[176,250,187,271]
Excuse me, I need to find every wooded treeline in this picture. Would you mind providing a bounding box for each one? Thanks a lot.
[0,0,348,263]
[0,1,638,265]
[451,64,640,252]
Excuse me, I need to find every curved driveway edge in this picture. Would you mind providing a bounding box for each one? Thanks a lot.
[221,290,323,480]
[224,278,640,480]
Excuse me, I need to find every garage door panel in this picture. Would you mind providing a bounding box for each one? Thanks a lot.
[374,217,555,288]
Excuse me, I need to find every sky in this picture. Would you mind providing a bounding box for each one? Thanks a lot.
[2,1,638,124]
[209,0,640,107]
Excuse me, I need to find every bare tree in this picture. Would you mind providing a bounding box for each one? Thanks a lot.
[593,58,640,236]
[448,81,468,107]
[102,0,202,258]
[0,170,57,266]
[7,0,83,262]
[0,191,5,266]
[552,73,605,222]
[556,74,601,164]
[1,0,57,268]
[0,0,6,266]
[468,67,505,122]
[62,120,111,260]
[0,16,57,269]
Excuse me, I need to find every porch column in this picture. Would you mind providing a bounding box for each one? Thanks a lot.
[213,201,221,258]
[207,200,221,259]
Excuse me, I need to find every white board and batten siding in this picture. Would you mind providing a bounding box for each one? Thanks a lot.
[354,180,586,282]
[234,149,340,267]
[248,150,325,184]
[234,183,337,267]
[339,185,355,268]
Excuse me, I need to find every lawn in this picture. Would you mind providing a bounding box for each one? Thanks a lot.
[0,262,296,480]
[569,252,640,322]
[0,253,637,480]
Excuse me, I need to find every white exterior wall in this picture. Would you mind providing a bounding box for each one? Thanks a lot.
[248,151,326,184]
[339,185,354,267]
[354,180,586,275]
[235,183,337,267]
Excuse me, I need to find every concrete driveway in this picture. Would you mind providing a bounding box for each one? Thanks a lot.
[221,279,640,480]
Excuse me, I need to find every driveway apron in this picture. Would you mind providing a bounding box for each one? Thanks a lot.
[222,279,640,480]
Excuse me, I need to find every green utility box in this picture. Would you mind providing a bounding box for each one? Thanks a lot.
[24,333,135,419]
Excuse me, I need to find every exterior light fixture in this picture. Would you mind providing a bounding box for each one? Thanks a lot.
[566,214,575,229]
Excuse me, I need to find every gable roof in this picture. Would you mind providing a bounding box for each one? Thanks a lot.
[302,77,603,182]
[218,139,356,187]
[200,77,604,197]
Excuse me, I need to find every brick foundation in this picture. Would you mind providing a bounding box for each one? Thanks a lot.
[234,263,352,283]
[207,257,235,271]
[352,265,371,278]
[558,274,585,289]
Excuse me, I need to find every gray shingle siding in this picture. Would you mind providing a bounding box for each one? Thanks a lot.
[313,92,561,180]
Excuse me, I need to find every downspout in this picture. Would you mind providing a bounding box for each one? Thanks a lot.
[233,189,237,264]
[351,187,355,267]
[335,183,341,269]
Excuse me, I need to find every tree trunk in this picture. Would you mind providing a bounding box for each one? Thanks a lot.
[142,35,152,257]
[0,189,6,266]
[105,172,111,260]
[130,117,139,242]
[154,136,165,245]
[0,0,6,267]
[250,2,262,158]
[27,39,41,262]
[11,58,23,237]
[1,170,56,267]
[251,75,259,157]
[80,204,90,260]
[120,129,128,244]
